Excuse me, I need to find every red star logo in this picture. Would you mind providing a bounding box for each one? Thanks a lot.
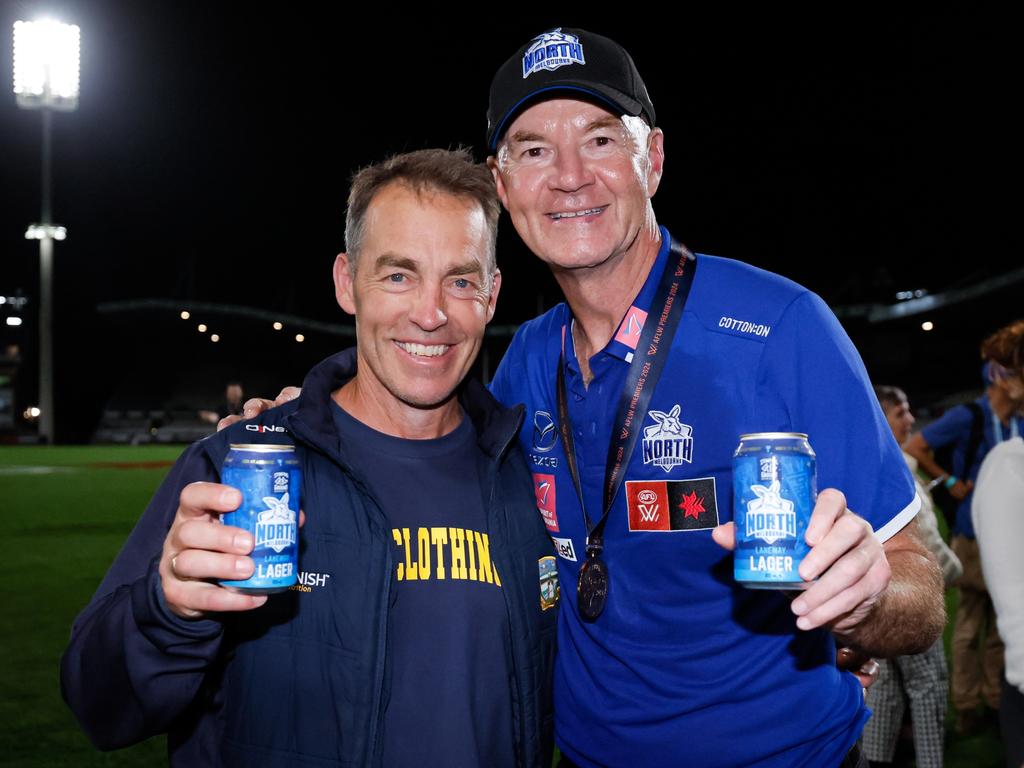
[679,491,705,519]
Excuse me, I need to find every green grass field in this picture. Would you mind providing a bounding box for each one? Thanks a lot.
[0,446,180,767]
[0,445,1006,766]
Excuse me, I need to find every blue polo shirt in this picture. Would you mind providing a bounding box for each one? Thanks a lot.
[920,395,1023,538]
[490,227,919,768]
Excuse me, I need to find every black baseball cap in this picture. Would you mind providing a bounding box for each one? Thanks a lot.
[486,27,656,152]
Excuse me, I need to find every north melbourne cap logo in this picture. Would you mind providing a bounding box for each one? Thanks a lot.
[522,29,585,78]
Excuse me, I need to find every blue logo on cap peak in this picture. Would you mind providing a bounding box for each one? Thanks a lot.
[522,28,585,79]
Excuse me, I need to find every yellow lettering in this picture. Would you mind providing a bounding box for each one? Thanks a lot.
[392,528,404,580]
[467,528,478,581]
[474,530,494,584]
[493,565,501,587]
[431,527,448,580]
[417,527,431,580]
[402,527,418,580]
[449,527,468,579]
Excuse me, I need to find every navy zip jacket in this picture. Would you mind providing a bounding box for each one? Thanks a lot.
[61,349,557,767]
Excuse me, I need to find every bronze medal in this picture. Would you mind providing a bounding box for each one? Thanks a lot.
[577,555,609,621]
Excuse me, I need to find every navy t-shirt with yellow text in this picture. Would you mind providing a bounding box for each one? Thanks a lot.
[331,402,514,768]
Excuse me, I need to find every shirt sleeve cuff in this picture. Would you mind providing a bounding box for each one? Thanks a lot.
[873,492,922,543]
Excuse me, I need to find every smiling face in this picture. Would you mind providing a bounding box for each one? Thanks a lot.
[489,98,664,276]
[884,396,915,445]
[334,182,500,433]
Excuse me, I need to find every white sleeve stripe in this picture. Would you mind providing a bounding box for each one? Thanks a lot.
[872,492,922,543]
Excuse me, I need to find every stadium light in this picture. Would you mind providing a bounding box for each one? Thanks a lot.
[6,317,23,327]
[13,19,80,110]
[24,224,66,240]
[210,334,220,342]
[273,321,283,330]
[180,310,190,320]
[197,323,207,333]
[921,321,934,331]
[295,333,305,342]
[0,297,6,305]
[14,17,80,444]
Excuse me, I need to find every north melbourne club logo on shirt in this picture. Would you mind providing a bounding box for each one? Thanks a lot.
[626,478,719,531]
[641,404,694,472]
[522,29,585,78]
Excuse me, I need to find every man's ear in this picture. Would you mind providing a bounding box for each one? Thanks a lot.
[486,269,502,323]
[646,128,666,199]
[333,253,356,315]
[487,156,510,211]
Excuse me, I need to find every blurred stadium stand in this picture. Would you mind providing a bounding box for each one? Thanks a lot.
[93,408,213,445]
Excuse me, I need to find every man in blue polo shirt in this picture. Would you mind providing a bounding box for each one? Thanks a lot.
[483,27,944,768]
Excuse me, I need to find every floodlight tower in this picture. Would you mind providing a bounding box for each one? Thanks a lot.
[13,18,80,443]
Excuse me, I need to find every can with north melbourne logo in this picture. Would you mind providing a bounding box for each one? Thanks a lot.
[732,432,816,589]
[220,444,301,593]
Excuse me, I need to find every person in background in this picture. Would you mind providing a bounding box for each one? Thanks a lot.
[199,381,244,425]
[862,385,962,768]
[972,319,1024,768]
[906,326,1024,734]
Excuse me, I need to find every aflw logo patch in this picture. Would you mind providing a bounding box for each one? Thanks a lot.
[641,404,694,472]
[626,478,718,531]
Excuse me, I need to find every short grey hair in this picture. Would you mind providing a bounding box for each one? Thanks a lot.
[344,148,500,282]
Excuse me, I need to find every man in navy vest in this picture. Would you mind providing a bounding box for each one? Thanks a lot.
[61,149,556,767]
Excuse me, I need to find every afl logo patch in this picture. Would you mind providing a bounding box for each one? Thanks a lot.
[625,478,719,532]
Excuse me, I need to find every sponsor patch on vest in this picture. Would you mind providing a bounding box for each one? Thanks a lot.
[288,570,332,593]
[522,29,585,78]
[641,404,694,472]
[551,535,577,562]
[533,472,559,532]
[626,478,719,531]
[539,555,560,611]
[245,423,288,433]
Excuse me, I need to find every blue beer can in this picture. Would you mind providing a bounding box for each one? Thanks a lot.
[732,432,816,589]
[220,444,300,593]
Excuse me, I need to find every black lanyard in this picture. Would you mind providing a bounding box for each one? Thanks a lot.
[556,237,696,620]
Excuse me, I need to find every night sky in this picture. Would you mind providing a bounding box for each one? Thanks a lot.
[0,4,1016,441]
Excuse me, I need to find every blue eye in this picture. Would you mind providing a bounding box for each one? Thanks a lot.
[454,278,470,289]
[387,274,406,283]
